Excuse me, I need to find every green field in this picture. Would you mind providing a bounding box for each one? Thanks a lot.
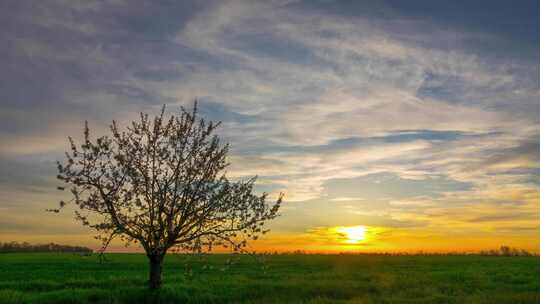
[1,253,540,303]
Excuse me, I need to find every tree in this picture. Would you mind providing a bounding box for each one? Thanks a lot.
[52,102,282,289]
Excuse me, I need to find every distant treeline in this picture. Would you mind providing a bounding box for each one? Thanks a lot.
[251,246,536,256]
[0,242,93,254]
[1,243,534,256]
[479,246,534,257]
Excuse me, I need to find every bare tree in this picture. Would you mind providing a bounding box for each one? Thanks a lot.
[52,102,282,289]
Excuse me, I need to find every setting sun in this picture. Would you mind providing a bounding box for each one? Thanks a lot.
[337,226,367,244]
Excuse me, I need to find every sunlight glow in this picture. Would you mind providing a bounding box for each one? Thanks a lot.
[337,226,367,244]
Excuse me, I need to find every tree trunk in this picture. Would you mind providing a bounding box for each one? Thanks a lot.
[148,254,164,290]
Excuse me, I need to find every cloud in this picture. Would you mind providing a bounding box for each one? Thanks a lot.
[467,213,539,223]
[1,0,540,249]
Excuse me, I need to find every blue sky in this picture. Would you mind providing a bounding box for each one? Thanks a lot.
[1,0,540,252]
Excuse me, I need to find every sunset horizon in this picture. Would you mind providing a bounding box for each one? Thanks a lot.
[3,2,540,302]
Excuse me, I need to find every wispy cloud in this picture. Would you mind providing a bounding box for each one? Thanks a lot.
[1,0,539,251]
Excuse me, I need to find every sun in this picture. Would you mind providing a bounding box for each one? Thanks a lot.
[337,226,367,244]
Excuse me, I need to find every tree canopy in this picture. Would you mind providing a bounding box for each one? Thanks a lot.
[53,102,282,288]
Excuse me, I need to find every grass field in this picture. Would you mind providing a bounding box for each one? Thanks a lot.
[1,253,540,303]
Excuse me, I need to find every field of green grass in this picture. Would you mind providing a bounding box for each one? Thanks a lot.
[1,253,540,303]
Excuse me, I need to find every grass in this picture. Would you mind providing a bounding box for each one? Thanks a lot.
[1,253,540,303]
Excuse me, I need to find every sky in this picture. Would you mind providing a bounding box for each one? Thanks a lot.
[1,0,540,253]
